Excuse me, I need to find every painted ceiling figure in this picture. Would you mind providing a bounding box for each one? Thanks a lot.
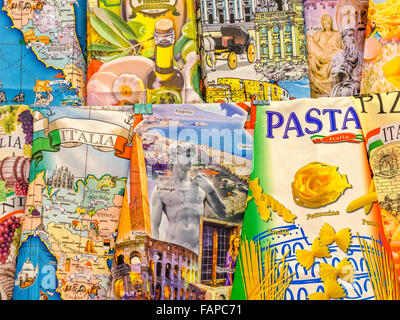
[266,0,278,11]
[283,0,292,11]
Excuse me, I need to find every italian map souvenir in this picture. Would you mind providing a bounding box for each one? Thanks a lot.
[0,105,31,300]
[231,97,393,300]
[196,0,310,103]
[86,0,203,106]
[108,103,253,300]
[0,0,86,106]
[361,0,400,94]
[354,92,400,292]
[12,106,135,300]
[304,0,368,98]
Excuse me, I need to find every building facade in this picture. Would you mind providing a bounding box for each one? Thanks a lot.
[205,77,289,102]
[111,235,199,300]
[254,0,307,64]
[200,0,256,25]
[46,166,75,190]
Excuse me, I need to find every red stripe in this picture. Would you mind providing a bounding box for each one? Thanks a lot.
[235,102,250,112]
[365,127,380,142]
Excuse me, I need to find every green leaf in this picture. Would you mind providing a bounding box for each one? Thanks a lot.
[89,13,124,48]
[102,8,137,41]
[88,43,124,52]
[98,48,132,62]
[141,48,154,58]
[92,7,131,48]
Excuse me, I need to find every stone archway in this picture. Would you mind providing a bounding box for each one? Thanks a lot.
[155,283,162,300]
[164,285,171,300]
[129,251,141,265]
[181,265,186,280]
[156,262,162,277]
[174,265,179,280]
[114,279,124,300]
[165,263,171,280]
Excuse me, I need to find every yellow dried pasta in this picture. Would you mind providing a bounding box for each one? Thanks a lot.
[319,223,352,253]
[369,0,400,39]
[295,238,331,270]
[319,258,354,283]
[291,162,351,208]
[346,192,378,213]
[249,178,297,224]
[307,279,346,300]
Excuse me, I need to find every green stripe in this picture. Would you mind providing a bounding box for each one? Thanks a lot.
[310,135,325,139]
[32,130,62,166]
[368,140,384,153]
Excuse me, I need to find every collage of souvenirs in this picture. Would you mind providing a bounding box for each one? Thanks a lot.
[0,0,400,301]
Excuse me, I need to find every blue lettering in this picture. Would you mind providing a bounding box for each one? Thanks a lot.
[322,109,342,132]
[305,108,323,134]
[283,112,304,139]
[266,111,284,138]
[342,107,361,130]
[265,107,361,139]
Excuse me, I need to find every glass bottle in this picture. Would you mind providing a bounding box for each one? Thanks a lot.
[145,18,184,104]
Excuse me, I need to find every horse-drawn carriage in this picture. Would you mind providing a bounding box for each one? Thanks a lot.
[202,25,256,70]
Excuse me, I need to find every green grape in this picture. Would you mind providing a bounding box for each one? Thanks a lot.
[182,22,196,40]
[0,113,16,134]
[127,20,153,41]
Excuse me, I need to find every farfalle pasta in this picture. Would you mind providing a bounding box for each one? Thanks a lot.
[307,279,347,300]
[319,258,354,283]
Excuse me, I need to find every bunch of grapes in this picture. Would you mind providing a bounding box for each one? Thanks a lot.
[0,216,21,264]
[14,178,28,196]
[17,109,33,145]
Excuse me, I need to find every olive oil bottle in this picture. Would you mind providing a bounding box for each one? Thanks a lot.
[145,18,184,103]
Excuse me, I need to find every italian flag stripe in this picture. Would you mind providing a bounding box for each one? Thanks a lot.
[365,127,383,153]
[365,127,380,142]
[368,139,384,152]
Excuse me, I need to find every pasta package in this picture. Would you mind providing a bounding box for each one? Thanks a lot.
[196,0,311,103]
[0,106,32,300]
[361,0,400,94]
[303,0,369,98]
[108,103,253,300]
[86,0,203,106]
[12,106,135,300]
[231,97,393,300]
[354,91,400,284]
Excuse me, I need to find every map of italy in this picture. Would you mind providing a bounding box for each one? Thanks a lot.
[15,172,126,300]
[0,0,85,105]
